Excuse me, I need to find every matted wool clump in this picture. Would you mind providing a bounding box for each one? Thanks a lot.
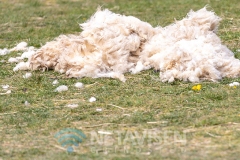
[13,7,240,82]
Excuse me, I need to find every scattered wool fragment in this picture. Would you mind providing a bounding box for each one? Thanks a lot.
[23,72,32,79]
[24,101,30,106]
[52,80,59,85]
[229,82,240,87]
[21,50,36,59]
[89,97,96,102]
[10,42,28,51]
[6,44,36,64]
[75,82,84,88]
[2,85,9,90]
[0,48,10,56]
[192,84,202,91]
[232,82,240,86]
[8,57,20,63]
[66,104,79,108]
[28,46,35,51]
[6,90,11,94]
[96,108,102,112]
[0,90,11,95]
[13,62,30,71]
[54,85,68,92]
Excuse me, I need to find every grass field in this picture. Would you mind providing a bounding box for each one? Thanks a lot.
[1,0,240,159]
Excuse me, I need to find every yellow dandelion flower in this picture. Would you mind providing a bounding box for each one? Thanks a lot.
[192,84,201,91]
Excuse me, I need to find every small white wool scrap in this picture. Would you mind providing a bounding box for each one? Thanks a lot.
[96,108,102,112]
[21,50,36,59]
[10,42,28,51]
[229,82,240,87]
[23,72,32,79]
[75,82,84,88]
[8,57,20,63]
[28,46,35,51]
[66,104,79,108]
[0,90,11,95]
[229,83,234,87]
[54,85,68,92]
[89,97,96,102]
[6,90,11,94]
[24,101,30,106]
[2,85,9,90]
[130,61,144,74]
[232,82,240,86]
[52,80,59,85]
[0,48,10,56]
[13,62,30,71]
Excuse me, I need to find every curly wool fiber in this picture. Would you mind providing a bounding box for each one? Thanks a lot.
[13,7,240,83]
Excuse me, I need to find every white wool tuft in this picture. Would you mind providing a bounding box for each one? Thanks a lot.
[8,57,20,63]
[2,85,9,90]
[24,101,30,106]
[52,80,59,85]
[66,103,78,108]
[232,82,240,86]
[54,85,68,92]
[75,82,84,88]
[13,62,30,71]
[0,90,11,95]
[229,82,240,87]
[89,97,96,102]
[23,72,32,79]
[96,108,102,112]
[6,90,11,94]
[21,50,36,59]
[0,48,10,56]
[10,42,28,52]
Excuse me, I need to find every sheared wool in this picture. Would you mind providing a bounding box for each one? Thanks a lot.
[23,72,32,79]
[0,48,10,56]
[89,97,96,102]
[229,82,240,87]
[66,104,79,108]
[52,80,59,85]
[20,50,36,59]
[10,42,28,52]
[14,7,240,82]
[13,61,30,71]
[141,8,240,82]
[28,8,155,82]
[2,85,9,90]
[8,57,20,63]
[54,85,68,92]
[75,82,84,88]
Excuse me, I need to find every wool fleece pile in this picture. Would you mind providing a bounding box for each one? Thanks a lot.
[13,7,240,82]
